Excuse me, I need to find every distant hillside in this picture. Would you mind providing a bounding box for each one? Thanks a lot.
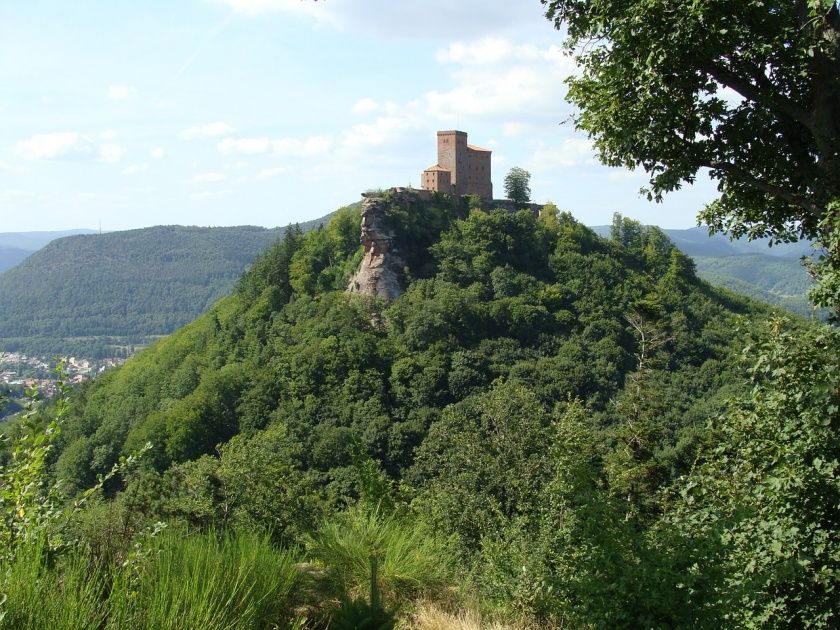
[0,229,97,273]
[0,246,31,274]
[693,254,825,318]
[657,225,813,259]
[591,224,815,258]
[0,229,98,251]
[591,224,821,317]
[0,216,332,357]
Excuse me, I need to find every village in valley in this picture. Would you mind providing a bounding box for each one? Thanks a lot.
[0,351,124,399]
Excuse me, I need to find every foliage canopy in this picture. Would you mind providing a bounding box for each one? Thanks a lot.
[542,0,840,257]
[504,166,532,205]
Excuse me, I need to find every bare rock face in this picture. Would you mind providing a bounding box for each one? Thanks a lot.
[346,192,406,300]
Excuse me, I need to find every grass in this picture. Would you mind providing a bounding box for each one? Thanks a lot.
[0,530,302,630]
[108,529,301,629]
[400,601,529,629]
[0,508,464,628]
[0,538,106,630]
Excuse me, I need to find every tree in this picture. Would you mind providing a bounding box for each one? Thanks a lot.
[541,0,840,305]
[504,167,532,205]
[667,321,840,626]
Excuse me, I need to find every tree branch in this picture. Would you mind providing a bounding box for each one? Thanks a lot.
[699,60,815,133]
[701,159,822,215]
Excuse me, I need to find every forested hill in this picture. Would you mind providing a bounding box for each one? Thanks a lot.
[0,217,331,357]
[54,196,780,490]
[42,192,832,625]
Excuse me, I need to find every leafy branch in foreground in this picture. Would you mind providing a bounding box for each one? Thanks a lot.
[667,320,840,626]
[0,361,149,561]
[542,0,840,312]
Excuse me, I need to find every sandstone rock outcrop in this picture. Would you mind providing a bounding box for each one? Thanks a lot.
[346,191,407,301]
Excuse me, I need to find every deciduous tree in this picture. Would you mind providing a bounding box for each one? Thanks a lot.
[542,0,840,305]
[504,166,532,205]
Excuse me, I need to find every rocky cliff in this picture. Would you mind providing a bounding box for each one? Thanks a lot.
[346,191,408,300]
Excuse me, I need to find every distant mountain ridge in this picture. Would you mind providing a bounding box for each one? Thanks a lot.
[0,215,333,357]
[0,246,32,274]
[590,224,816,258]
[0,229,98,273]
[0,229,98,251]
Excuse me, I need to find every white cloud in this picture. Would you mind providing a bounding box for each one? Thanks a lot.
[99,143,125,164]
[502,122,526,137]
[180,121,237,140]
[218,137,271,155]
[608,168,646,181]
[436,38,540,65]
[272,135,332,157]
[257,166,285,179]
[543,45,576,71]
[107,85,138,101]
[204,0,548,38]
[529,138,595,169]
[100,129,118,140]
[421,38,578,123]
[150,147,165,159]
[353,98,380,115]
[425,66,550,119]
[217,135,332,158]
[121,163,149,176]
[190,172,227,183]
[14,131,126,164]
[341,116,417,152]
[0,188,35,201]
[15,132,97,160]
[352,98,398,116]
[191,189,233,200]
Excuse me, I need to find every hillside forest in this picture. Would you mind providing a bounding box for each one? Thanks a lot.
[0,215,818,362]
[1,192,838,628]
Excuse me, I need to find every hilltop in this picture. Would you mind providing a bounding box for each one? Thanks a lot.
[56,192,779,490]
[0,212,817,362]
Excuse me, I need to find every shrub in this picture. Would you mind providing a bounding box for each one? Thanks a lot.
[307,506,454,610]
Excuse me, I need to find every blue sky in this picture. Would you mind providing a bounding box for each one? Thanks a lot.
[0,0,718,232]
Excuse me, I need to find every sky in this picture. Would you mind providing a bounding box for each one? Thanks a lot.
[0,0,720,233]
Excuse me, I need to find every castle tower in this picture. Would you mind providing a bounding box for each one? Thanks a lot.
[437,130,467,194]
[421,130,492,199]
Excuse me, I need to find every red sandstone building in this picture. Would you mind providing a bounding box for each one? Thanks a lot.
[421,130,492,199]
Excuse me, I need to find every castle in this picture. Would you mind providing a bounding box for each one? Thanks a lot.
[421,130,492,199]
